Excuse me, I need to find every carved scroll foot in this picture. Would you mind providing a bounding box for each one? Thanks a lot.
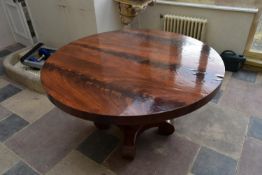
[158,120,175,135]
[118,121,175,159]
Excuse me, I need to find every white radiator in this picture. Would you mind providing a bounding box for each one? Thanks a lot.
[163,14,207,41]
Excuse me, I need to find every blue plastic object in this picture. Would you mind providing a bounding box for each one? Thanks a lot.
[38,48,55,58]
[28,56,41,62]
[20,43,56,69]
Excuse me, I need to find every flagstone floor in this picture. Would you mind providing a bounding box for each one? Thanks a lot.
[0,45,262,175]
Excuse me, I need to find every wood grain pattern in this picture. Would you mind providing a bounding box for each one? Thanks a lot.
[41,29,225,125]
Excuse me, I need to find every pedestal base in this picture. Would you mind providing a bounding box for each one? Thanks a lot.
[94,122,110,130]
[94,120,175,160]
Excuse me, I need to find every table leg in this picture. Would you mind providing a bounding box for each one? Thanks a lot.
[94,122,110,130]
[158,120,175,135]
[118,120,175,160]
[120,125,141,160]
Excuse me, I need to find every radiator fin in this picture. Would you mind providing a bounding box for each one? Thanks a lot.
[163,15,207,42]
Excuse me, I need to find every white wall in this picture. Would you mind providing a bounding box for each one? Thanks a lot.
[26,0,122,48]
[0,1,15,49]
[94,0,122,33]
[26,0,98,48]
[135,2,256,54]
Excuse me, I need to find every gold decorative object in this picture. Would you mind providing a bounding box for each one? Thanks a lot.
[114,0,154,25]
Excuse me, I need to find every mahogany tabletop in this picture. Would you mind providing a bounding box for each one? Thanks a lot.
[41,29,225,125]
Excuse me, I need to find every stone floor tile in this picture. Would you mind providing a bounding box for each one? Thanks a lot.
[221,71,232,90]
[223,75,250,89]
[219,79,262,117]
[192,147,237,175]
[0,48,259,175]
[0,144,19,174]
[175,103,249,159]
[0,50,11,57]
[77,130,119,163]
[47,150,116,175]
[211,90,223,104]
[255,72,262,85]
[248,116,262,141]
[105,131,199,175]
[0,84,22,103]
[0,114,29,142]
[0,79,10,89]
[1,77,25,90]
[1,89,54,123]
[5,108,94,174]
[237,138,262,175]
[0,59,5,76]
[3,161,39,175]
[0,105,12,121]
[232,69,257,83]
[0,69,5,76]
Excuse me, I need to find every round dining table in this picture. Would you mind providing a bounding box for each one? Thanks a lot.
[41,29,225,159]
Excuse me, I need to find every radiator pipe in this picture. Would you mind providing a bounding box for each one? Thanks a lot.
[160,14,164,18]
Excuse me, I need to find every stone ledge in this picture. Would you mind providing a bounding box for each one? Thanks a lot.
[3,49,45,94]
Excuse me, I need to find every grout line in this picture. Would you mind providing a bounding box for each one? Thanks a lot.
[175,132,233,161]
[1,77,26,91]
[75,126,96,149]
[248,136,262,144]
[188,145,201,174]
[2,112,33,144]
[0,69,259,174]
[0,161,19,175]
[1,109,94,174]
[102,141,121,164]
[76,148,117,175]
[43,149,77,175]
[175,131,240,161]
[2,122,95,175]
[0,93,55,143]
[0,143,20,175]
[0,112,13,123]
[1,144,42,175]
[102,127,122,164]
[235,116,251,175]
[18,126,96,175]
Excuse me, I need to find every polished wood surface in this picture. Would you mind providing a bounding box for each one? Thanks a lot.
[41,29,225,159]
[41,29,225,124]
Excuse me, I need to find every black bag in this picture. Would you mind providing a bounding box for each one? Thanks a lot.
[221,50,246,72]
